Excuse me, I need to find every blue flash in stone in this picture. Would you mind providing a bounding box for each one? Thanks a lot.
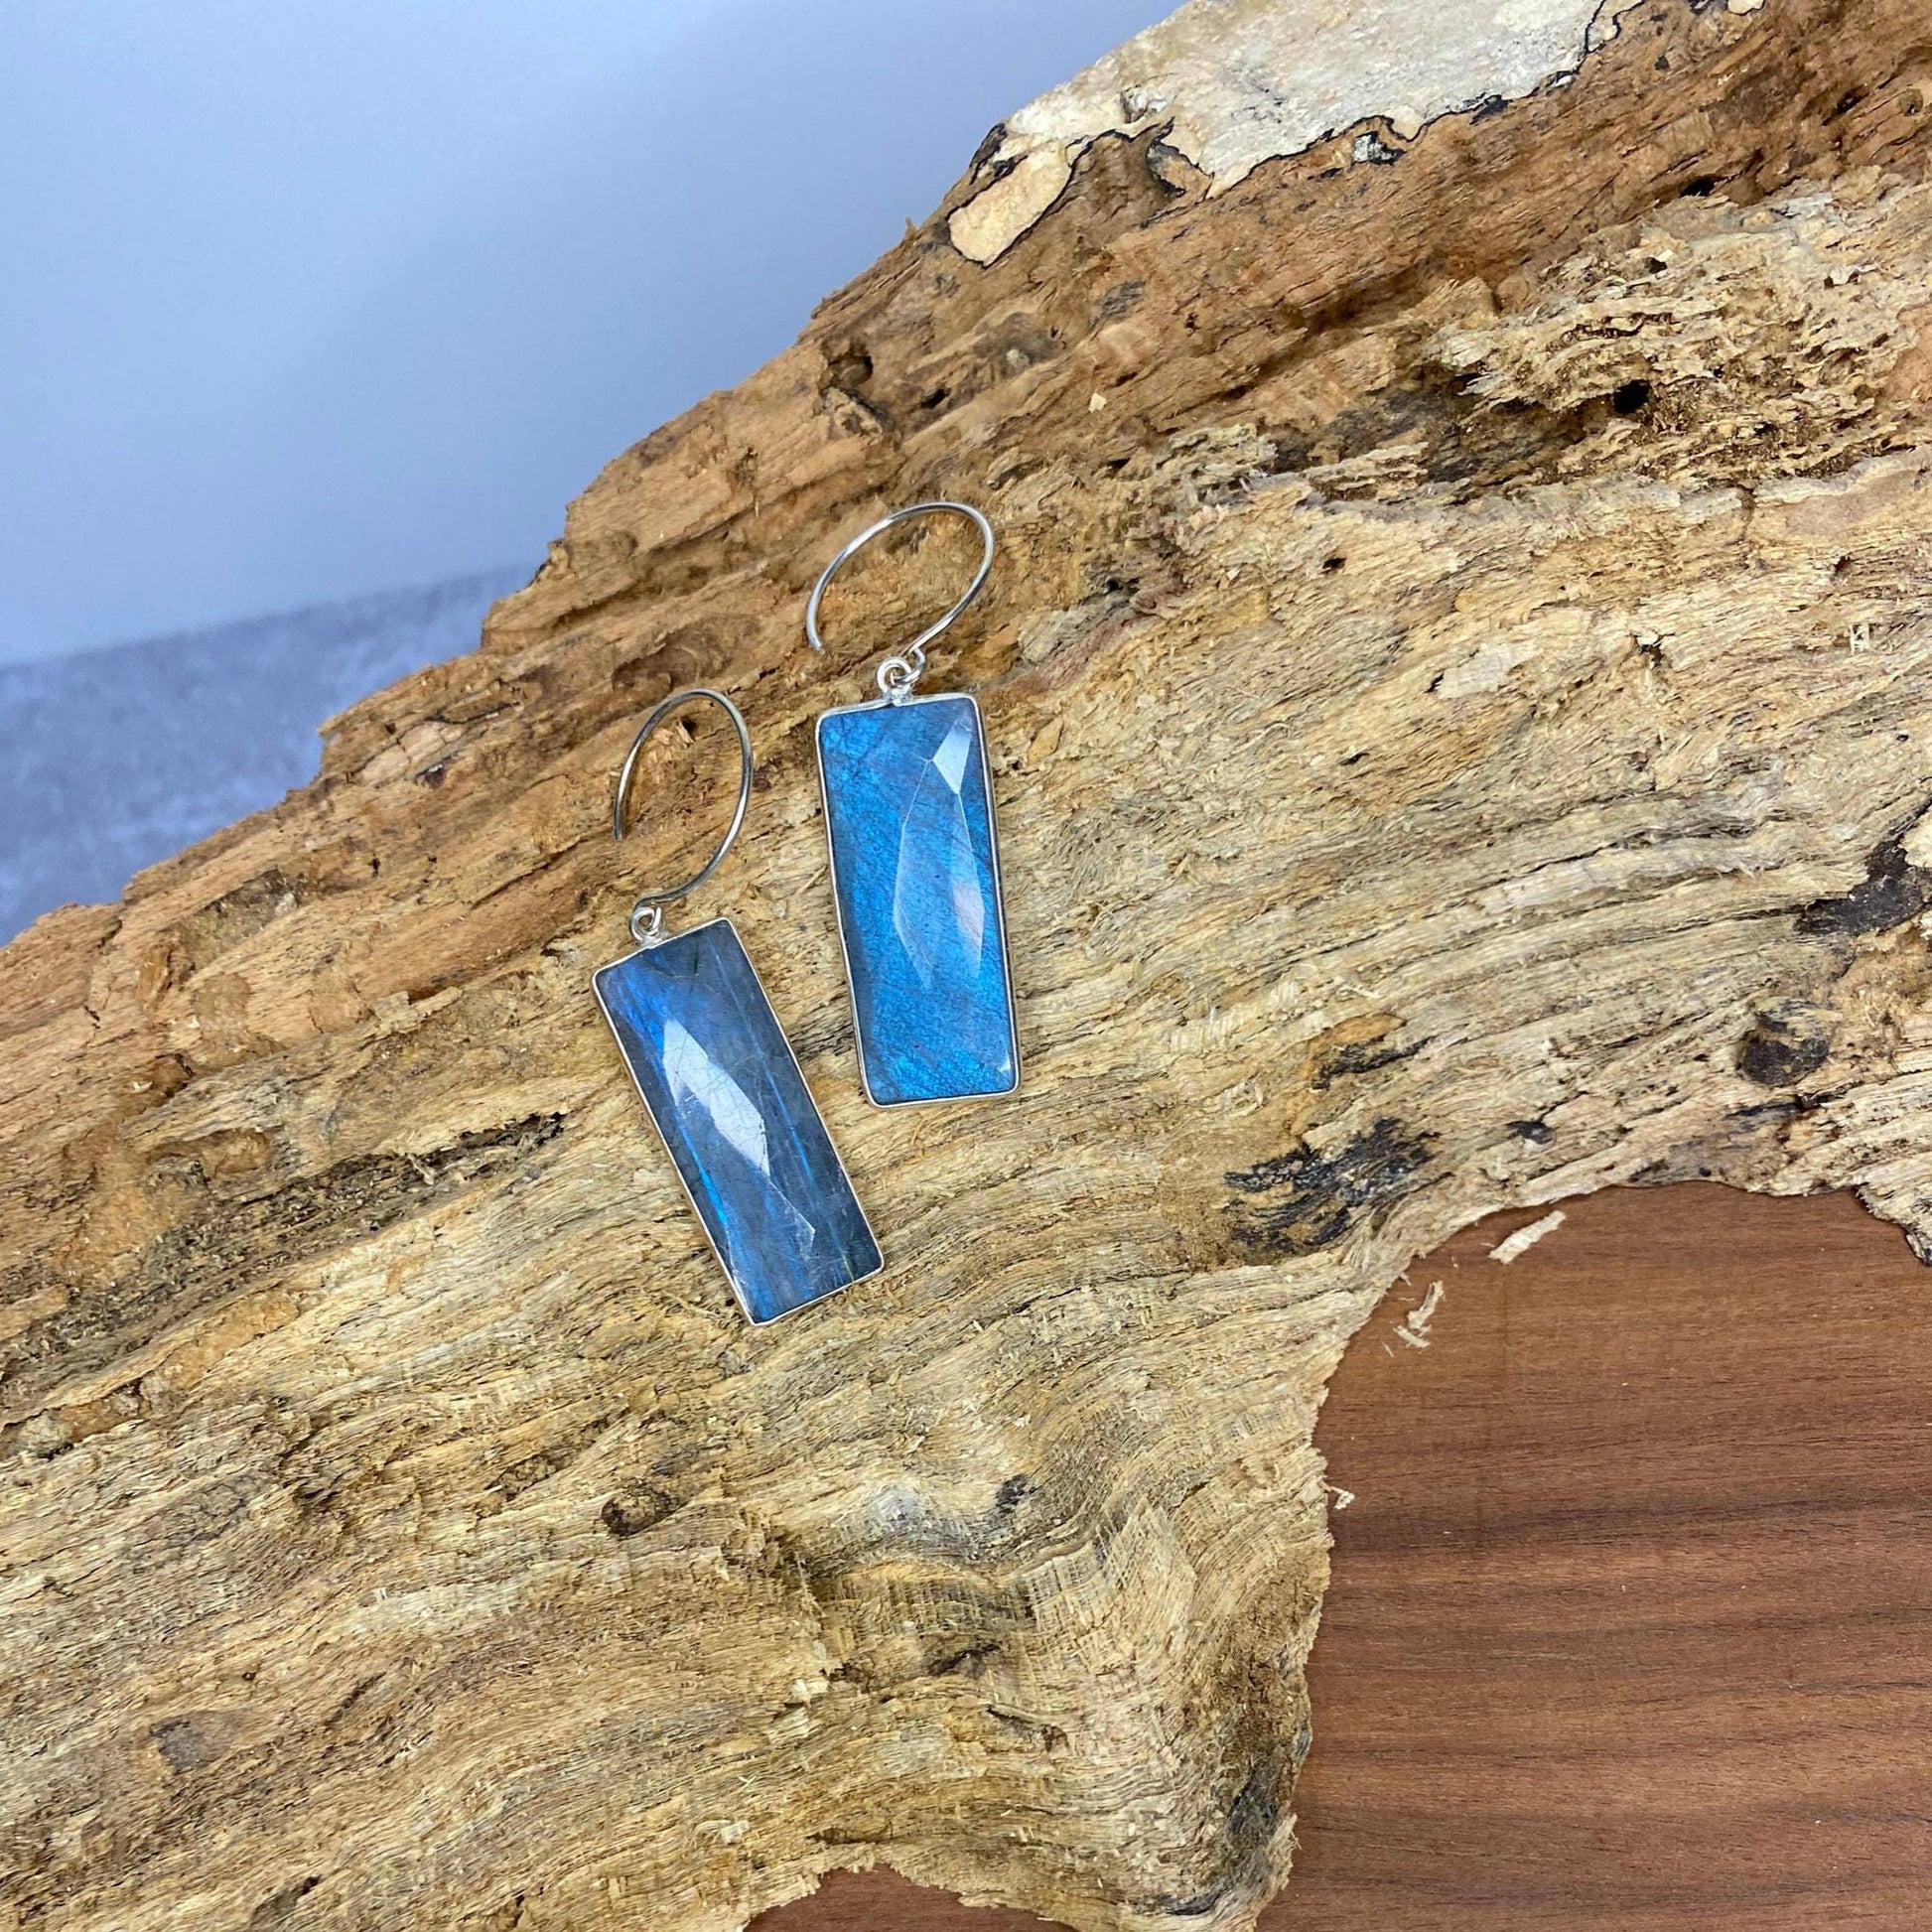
[816,692,1019,1106]
[594,919,881,1323]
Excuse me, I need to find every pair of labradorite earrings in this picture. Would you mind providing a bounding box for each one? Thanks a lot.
[592,502,1018,1324]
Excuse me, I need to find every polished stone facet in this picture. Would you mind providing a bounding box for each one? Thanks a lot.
[595,919,881,1322]
[817,692,1019,1106]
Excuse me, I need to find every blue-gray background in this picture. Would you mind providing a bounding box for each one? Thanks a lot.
[2,2,1166,940]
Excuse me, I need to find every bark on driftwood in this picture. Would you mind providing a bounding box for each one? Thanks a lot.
[5,2,1932,1928]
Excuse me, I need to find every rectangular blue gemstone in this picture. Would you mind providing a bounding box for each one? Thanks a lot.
[594,919,881,1323]
[816,691,1019,1106]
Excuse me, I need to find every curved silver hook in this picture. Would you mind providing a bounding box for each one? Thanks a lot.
[804,500,994,700]
[612,687,753,947]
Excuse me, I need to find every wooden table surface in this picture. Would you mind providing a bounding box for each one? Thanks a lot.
[755,1183,1932,1930]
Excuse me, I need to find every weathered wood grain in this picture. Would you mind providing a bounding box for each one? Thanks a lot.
[756,1183,1932,1931]
[5,2,1932,1928]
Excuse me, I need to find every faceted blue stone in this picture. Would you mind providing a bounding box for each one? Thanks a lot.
[594,919,881,1323]
[816,692,1019,1106]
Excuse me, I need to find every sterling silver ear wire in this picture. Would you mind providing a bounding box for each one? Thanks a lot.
[611,686,753,948]
[805,499,995,701]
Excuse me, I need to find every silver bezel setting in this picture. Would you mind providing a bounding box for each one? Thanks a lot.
[593,915,885,1325]
[813,688,1023,1111]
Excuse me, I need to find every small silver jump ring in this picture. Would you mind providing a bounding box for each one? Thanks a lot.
[612,687,753,945]
[877,645,924,700]
[805,500,994,694]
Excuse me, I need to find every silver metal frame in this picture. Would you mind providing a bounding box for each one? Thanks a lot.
[593,916,885,1326]
[813,688,1022,1111]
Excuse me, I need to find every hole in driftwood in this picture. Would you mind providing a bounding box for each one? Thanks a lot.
[753,1188,1932,1932]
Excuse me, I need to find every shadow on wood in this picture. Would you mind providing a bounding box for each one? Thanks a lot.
[759,1184,1932,1931]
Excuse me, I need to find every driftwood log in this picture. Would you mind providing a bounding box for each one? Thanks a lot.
[5,1,1932,1927]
